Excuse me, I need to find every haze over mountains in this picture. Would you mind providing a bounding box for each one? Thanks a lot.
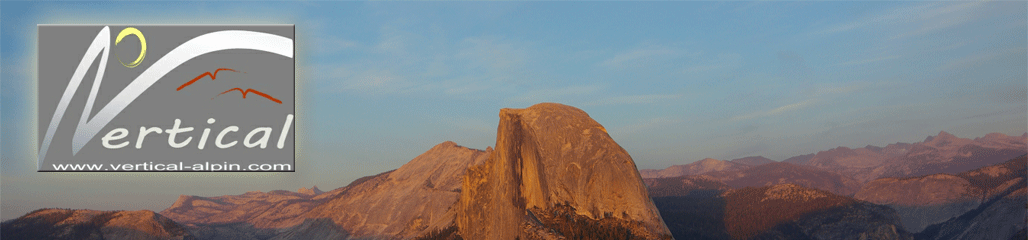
[3,103,673,240]
[2,103,1024,240]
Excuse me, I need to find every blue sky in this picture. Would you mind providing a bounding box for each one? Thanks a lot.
[2,1,1025,220]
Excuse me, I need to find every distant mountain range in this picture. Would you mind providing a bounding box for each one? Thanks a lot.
[645,153,1026,239]
[640,158,750,178]
[639,131,1026,239]
[0,209,193,240]
[641,158,863,196]
[642,131,1027,183]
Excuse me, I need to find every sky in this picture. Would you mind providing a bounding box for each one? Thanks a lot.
[1,1,1025,220]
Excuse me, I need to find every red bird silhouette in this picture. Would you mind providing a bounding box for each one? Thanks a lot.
[214,88,283,104]
[178,68,283,104]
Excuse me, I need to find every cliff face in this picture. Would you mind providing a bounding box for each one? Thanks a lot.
[456,103,671,240]
[1,209,193,240]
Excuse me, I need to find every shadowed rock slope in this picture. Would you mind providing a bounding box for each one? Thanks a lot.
[160,141,489,240]
[1,209,194,240]
[652,184,913,240]
[456,103,672,240]
[855,155,1027,234]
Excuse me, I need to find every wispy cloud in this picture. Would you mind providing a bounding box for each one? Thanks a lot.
[938,47,1026,72]
[611,117,680,134]
[313,36,359,54]
[313,24,539,97]
[601,43,682,69]
[731,98,818,121]
[769,99,816,115]
[681,53,742,74]
[815,2,987,38]
[835,55,901,66]
[329,67,417,95]
[457,36,528,74]
[586,94,680,106]
[507,85,606,104]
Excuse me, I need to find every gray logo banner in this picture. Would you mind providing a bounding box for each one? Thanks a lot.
[38,25,295,172]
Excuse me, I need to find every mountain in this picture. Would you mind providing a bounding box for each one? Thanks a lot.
[644,175,731,198]
[854,155,1027,234]
[304,141,489,239]
[160,141,490,240]
[640,158,751,178]
[0,209,193,240]
[652,184,913,240]
[782,153,814,165]
[700,162,863,196]
[800,131,1026,182]
[455,103,672,240]
[298,186,323,196]
[730,156,775,166]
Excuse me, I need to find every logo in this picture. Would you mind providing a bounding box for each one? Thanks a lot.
[38,25,295,172]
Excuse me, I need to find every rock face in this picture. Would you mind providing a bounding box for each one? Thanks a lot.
[855,155,1027,234]
[456,103,671,240]
[0,209,193,240]
[640,158,751,178]
[160,141,489,240]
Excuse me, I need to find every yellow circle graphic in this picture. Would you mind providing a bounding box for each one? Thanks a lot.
[115,27,146,68]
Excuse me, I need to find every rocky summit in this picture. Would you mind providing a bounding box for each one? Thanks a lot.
[456,103,672,240]
[0,209,193,240]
